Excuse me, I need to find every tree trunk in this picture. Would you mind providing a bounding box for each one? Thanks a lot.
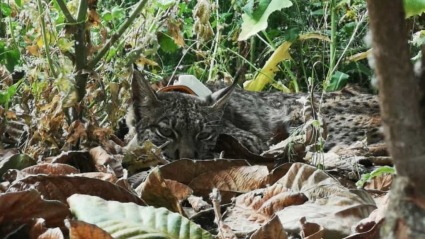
[366,0,425,238]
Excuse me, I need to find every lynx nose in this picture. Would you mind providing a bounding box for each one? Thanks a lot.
[174,148,199,159]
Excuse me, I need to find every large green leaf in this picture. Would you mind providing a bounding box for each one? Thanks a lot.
[68,194,214,239]
[325,71,349,91]
[238,0,292,41]
[404,0,425,18]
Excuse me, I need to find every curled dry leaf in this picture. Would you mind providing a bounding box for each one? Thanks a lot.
[160,158,249,185]
[187,195,212,212]
[6,175,146,206]
[122,140,164,174]
[250,215,288,239]
[0,190,71,236]
[49,151,97,173]
[300,217,324,239]
[89,146,124,177]
[136,167,184,215]
[4,163,79,183]
[189,165,270,203]
[223,184,308,232]
[165,179,194,201]
[65,219,113,239]
[274,163,376,238]
[364,173,393,191]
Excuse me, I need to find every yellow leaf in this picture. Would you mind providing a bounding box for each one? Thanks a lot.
[26,45,40,56]
[245,33,331,92]
[58,38,74,52]
[136,57,159,67]
[346,49,372,63]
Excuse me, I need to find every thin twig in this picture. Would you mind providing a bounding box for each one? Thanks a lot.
[37,0,57,78]
[87,0,149,69]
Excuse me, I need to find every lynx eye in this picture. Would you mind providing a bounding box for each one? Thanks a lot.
[156,126,175,138]
[197,132,213,141]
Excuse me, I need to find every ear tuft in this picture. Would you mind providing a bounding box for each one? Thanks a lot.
[208,64,246,110]
[131,67,160,122]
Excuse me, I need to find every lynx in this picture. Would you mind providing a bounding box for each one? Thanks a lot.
[129,68,384,160]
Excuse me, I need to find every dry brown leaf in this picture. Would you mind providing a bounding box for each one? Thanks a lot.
[300,217,324,239]
[65,219,113,239]
[75,172,117,183]
[189,165,270,203]
[187,195,212,212]
[6,175,146,206]
[67,120,87,146]
[250,215,288,239]
[49,151,97,173]
[165,179,193,201]
[22,163,80,175]
[364,173,393,191]
[160,159,249,185]
[274,163,376,238]
[223,184,308,232]
[0,190,71,236]
[344,218,384,239]
[168,19,185,47]
[137,167,184,215]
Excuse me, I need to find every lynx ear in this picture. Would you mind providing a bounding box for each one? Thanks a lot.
[208,65,245,110]
[131,68,160,121]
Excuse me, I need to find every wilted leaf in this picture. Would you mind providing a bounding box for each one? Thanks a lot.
[49,151,97,173]
[65,219,113,239]
[189,165,271,203]
[0,190,71,235]
[3,163,79,183]
[68,194,215,239]
[137,167,184,215]
[165,179,193,201]
[245,33,330,91]
[250,215,288,239]
[300,217,324,239]
[275,163,376,238]
[160,158,249,185]
[0,153,36,178]
[238,0,293,41]
[223,184,308,232]
[7,175,146,206]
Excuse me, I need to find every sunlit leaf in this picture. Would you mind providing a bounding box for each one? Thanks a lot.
[238,0,292,41]
[68,194,214,239]
[325,71,349,91]
[403,0,425,18]
[0,3,12,16]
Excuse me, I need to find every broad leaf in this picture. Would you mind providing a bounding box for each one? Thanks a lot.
[403,0,425,18]
[68,194,215,239]
[245,33,330,91]
[238,0,292,41]
[325,71,349,91]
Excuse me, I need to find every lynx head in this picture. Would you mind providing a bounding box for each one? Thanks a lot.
[131,68,240,160]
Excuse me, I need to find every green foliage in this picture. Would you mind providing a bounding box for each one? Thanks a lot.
[403,0,425,17]
[356,166,396,188]
[0,80,22,110]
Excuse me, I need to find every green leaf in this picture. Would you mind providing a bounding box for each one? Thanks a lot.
[15,0,22,8]
[238,0,292,41]
[0,154,37,177]
[159,34,179,53]
[356,166,395,188]
[102,11,113,21]
[1,3,12,17]
[284,28,300,42]
[156,0,176,9]
[111,6,125,19]
[325,71,349,91]
[68,194,215,239]
[403,0,425,18]
[0,79,22,109]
